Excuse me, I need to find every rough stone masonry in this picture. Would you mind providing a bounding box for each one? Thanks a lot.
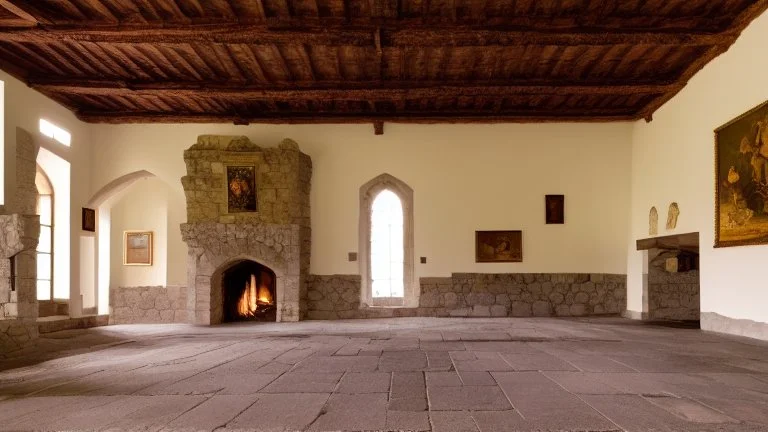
[180,135,311,324]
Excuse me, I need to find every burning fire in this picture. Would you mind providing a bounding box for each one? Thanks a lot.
[237,274,274,317]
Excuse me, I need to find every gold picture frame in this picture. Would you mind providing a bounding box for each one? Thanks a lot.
[714,99,768,248]
[123,231,153,265]
[475,230,523,263]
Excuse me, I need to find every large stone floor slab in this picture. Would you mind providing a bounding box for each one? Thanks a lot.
[1,317,768,431]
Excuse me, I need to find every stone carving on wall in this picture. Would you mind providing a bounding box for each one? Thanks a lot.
[649,207,658,236]
[666,202,680,230]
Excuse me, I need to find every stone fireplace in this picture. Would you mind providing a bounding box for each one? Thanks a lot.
[181,136,311,324]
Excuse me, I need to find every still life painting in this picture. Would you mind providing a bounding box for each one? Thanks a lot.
[715,100,768,247]
[227,166,257,213]
[124,231,153,265]
[475,230,522,262]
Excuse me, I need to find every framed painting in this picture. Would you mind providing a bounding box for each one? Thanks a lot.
[82,207,95,232]
[227,165,257,213]
[715,99,768,247]
[124,231,153,266]
[475,230,522,263]
[545,195,565,224]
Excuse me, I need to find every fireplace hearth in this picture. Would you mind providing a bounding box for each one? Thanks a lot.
[223,261,277,322]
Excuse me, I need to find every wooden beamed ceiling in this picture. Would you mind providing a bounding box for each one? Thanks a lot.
[0,0,765,126]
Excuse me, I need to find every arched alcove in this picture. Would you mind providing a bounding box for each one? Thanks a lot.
[359,173,415,308]
[87,170,160,315]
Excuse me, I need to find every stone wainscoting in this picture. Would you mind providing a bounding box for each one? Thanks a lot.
[307,273,626,319]
[648,269,699,321]
[0,320,38,356]
[109,286,187,324]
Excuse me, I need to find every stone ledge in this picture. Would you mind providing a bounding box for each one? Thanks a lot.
[701,312,768,342]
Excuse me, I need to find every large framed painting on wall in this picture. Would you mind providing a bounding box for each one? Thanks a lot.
[475,230,523,262]
[715,99,768,247]
[227,165,258,213]
[124,231,153,266]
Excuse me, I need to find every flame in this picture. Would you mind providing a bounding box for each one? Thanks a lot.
[237,274,274,317]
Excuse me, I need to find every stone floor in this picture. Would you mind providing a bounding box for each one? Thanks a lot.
[1,317,768,431]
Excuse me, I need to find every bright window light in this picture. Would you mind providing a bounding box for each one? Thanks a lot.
[39,119,71,146]
[370,190,404,298]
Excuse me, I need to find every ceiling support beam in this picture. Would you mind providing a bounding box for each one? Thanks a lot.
[30,80,683,100]
[0,24,737,47]
[76,112,638,124]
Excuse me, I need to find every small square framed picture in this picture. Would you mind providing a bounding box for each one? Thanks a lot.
[545,195,565,224]
[123,231,153,266]
[82,208,96,232]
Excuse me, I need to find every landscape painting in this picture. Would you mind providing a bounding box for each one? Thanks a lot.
[227,166,258,213]
[475,230,523,262]
[715,100,768,247]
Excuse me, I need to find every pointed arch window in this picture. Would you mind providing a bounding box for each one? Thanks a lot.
[359,174,415,307]
[371,190,404,298]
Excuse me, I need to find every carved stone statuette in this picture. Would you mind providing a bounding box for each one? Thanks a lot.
[649,207,658,236]
[666,202,680,230]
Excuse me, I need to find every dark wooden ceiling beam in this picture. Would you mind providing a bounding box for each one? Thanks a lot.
[0,24,737,47]
[29,79,683,100]
[76,111,638,124]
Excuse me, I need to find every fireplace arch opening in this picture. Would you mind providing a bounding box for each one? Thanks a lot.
[221,260,277,322]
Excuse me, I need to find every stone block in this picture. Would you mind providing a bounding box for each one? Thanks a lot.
[511,302,532,317]
[490,305,508,317]
[532,301,551,317]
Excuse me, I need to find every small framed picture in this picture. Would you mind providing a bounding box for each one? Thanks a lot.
[82,208,96,232]
[475,230,523,263]
[545,195,565,224]
[124,231,153,266]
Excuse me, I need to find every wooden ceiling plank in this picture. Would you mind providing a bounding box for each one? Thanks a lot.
[133,45,180,79]
[179,43,218,79]
[121,44,174,79]
[213,44,247,81]
[55,0,90,21]
[158,45,205,80]
[0,43,36,77]
[0,0,47,23]
[132,0,162,21]
[5,42,67,75]
[77,0,120,22]
[64,41,119,77]
[80,41,134,78]
[99,43,154,80]
[232,44,268,82]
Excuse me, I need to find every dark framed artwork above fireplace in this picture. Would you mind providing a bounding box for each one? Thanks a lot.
[226,165,258,213]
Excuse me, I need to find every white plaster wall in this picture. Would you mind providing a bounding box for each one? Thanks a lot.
[109,177,169,288]
[1,70,94,316]
[628,12,768,324]
[91,122,633,283]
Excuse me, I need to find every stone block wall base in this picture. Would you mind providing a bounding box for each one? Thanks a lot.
[307,273,627,319]
[110,286,188,324]
[701,312,768,342]
[0,319,39,357]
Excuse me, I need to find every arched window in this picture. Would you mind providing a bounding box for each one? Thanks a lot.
[371,190,404,298]
[359,174,415,307]
[35,166,53,301]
